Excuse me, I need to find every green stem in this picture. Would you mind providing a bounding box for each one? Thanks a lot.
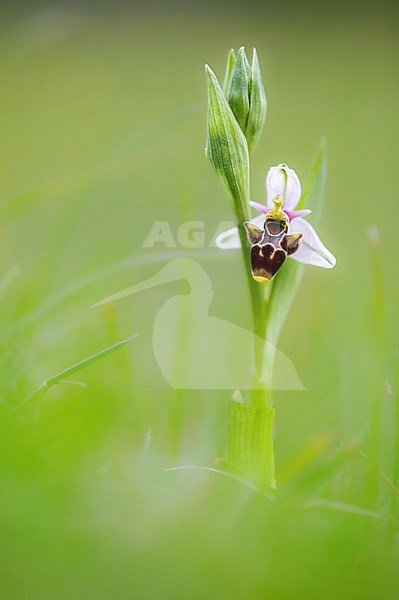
[228,399,276,489]
[236,219,266,377]
[228,210,275,490]
[228,177,273,489]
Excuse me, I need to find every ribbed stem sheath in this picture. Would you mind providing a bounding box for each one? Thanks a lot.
[228,400,276,489]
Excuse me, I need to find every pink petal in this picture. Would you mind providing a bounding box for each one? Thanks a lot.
[266,164,302,210]
[285,208,312,221]
[250,201,311,223]
[250,200,269,214]
[289,218,336,268]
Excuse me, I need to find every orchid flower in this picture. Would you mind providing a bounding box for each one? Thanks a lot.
[215,163,336,281]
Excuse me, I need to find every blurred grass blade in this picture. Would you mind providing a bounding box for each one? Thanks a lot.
[303,499,385,521]
[0,266,20,302]
[92,286,141,307]
[222,48,236,95]
[296,139,327,220]
[17,334,139,410]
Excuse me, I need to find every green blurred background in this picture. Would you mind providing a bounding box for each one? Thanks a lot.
[1,1,398,598]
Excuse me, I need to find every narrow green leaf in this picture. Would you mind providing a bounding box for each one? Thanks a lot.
[265,260,305,379]
[41,334,138,388]
[246,48,267,151]
[205,64,250,219]
[303,499,385,521]
[18,334,139,409]
[92,286,141,307]
[296,139,327,222]
[222,48,236,96]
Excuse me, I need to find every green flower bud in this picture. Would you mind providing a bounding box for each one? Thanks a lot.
[222,48,236,96]
[226,47,252,135]
[205,64,250,219]
[246,48,267,151]
[226,47,267,151]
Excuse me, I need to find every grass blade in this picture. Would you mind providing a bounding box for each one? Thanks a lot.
[17,333,139,410]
